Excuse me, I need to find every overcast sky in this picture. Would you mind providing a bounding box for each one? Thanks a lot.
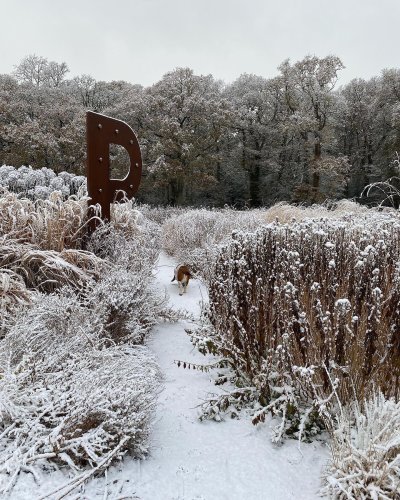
[1,0,399,87]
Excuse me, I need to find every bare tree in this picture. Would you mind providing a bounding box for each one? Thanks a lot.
[14,55,69,87]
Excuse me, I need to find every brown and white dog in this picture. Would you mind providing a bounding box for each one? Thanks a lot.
[171,264,192,296]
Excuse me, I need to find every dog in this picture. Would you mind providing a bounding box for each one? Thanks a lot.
[171,264,192,296]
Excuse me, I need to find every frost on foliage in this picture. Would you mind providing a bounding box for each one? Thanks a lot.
[0,238,104,293]
[0,165,86,200]
[189,212,400,441]
[0,270,32,336]
[162,208,265,281]
[89,265,163,345]
[0,193,164,493]
[87,209,161,273]
[0,189,90,252]
[323,391,400,499]
[0,285,161,493]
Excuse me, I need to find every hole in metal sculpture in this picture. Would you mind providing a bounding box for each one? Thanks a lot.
[109,144,130,180]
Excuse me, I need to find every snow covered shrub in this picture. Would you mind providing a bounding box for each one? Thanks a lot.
[0,165,86,200]
[89,265,163,345]
[139,204,184,225]
[87,208,161,272]
[84,212,164,344]
[0,289,161,494]
[323,391,400,499]
[262,200,369,223]
[0,238,104,292]
[192,212,400,440]
[0,189,89,251]
[0,270,32,336]
[162,208,265,281]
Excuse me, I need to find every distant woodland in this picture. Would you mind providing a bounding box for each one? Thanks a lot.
[1,54,400,207]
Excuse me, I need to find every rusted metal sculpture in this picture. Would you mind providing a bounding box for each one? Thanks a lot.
[86,111,142,226]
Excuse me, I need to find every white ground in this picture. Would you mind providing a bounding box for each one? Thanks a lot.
[7,252,329,499]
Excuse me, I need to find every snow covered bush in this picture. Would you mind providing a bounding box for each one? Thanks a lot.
[0,237,104,293]
[191,211,400,440]
[88,265,163,345]
[0,165,86,200]
[0,186,165,493]
[0,269,32,336]
[323,391,400,499]
[261,199,369,223]
[0,289,161,494]
[162,208,265,281]
[87,202,161,273]
[0,189,90,251]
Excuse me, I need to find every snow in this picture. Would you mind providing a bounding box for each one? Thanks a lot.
[5,251,329,499]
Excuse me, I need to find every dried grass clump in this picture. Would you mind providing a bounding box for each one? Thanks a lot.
[323,391,400,499]
[0,270,32,336]
[0,238,104,292]
[110,197,144,240]
[89,206,161,272]
[262,200,370,224]
[0,183,156,255]
[0,188,89,251]
[162,208,265,281]
[193,213,400,440]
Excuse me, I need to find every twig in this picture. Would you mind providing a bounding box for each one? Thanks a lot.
[38,436,129,500]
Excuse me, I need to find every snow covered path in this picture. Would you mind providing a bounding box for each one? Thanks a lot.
[10,252,328,499]
[86,252,329,500]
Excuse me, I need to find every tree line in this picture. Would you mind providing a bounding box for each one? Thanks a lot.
[1,54,399,207]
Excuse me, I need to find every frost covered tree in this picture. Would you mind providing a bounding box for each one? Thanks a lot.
[336,74,399,198]
[225,74,282,207]
[2,53,400,206]
[127,68,231,205]
[0,76,85,171]
[278,55,345,202]
[14,54,69,87]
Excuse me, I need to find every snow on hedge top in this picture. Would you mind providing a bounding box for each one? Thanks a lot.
[0,165,86,200]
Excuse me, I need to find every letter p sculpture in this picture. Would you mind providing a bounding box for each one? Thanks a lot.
[86,111,142,230]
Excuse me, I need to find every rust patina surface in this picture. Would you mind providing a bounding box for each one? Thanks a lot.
[86,111,142,224]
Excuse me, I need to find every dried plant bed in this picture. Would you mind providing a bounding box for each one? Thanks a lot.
[0,189,90,251]
[161,202,375,283]
[138,204,185,225]
[162,208,266,282]
[192,213,400,441]
[323,391,400,499]
[0,188,165,494]
[0,238,105,293]
[261,199,370,224]
[0,188,153,254]
[0,281,162,494]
